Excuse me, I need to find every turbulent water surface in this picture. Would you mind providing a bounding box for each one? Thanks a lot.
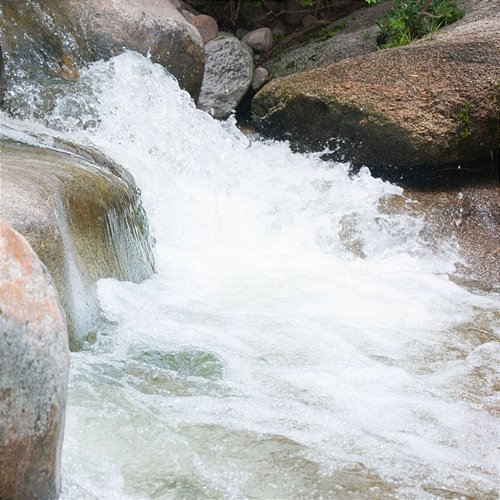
[3,52,499,499]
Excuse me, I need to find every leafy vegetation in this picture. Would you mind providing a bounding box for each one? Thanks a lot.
[376,0,464,48]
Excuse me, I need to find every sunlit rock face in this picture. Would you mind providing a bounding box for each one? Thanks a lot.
[0,139,155,349]
[0,219,69,500]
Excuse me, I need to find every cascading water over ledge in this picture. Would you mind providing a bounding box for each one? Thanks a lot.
[2,51,499,499]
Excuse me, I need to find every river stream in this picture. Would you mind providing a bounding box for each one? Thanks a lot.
[3,52,499,499]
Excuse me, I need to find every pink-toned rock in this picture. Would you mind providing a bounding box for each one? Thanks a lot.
[242,27,274,52]
[189,14,219,43]
[0,218,69,499]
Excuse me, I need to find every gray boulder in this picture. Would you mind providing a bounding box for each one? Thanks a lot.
[0,219,69,500]
[198,35,254,119]
[0,0,204,103]
[0,137,155,349]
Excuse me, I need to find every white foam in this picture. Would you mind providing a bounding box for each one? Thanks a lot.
[5,51,498,499]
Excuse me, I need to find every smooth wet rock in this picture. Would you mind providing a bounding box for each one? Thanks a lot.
[242,28,274,52]
[0,219,69,500]
[189,14,219,43]
[198,35,254,119]
[253,0,500,178]
[0,0,204,103]
[0,139,155,349]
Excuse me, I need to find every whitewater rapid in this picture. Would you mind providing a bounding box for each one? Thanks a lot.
[4,52,499,498]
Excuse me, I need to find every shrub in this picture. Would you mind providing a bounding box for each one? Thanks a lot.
[376,0,464,49]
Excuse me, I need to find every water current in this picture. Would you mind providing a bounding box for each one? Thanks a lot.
[3,52,499,498]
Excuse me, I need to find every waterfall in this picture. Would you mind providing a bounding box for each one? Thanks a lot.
[3,52,498,499]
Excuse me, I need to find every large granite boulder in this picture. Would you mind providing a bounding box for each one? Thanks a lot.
[253,0,500,180]
[198,35,254,119]
[0,219,69,500]
[0,138,155,349]
[0,0,204,104]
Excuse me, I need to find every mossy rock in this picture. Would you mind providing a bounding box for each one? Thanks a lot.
[263,2,391,79]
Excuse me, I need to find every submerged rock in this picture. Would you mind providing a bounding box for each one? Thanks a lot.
[0,0,204,103]
[0,219,69,500]
[0,139,155,349]
[253,0,500,180]
[198,35,254,119]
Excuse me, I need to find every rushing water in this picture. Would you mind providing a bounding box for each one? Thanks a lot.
[4,52,499,498]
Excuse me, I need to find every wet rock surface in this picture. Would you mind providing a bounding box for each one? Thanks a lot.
[0,138,155,349]
[408,183,500,290]
[379,180,500,290]
[0,219,69,500]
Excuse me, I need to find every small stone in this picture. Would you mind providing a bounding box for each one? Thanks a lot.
[302,14,316,28]
[242,27,274,52]
[252,67,269,90]
[189,14,219,44]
